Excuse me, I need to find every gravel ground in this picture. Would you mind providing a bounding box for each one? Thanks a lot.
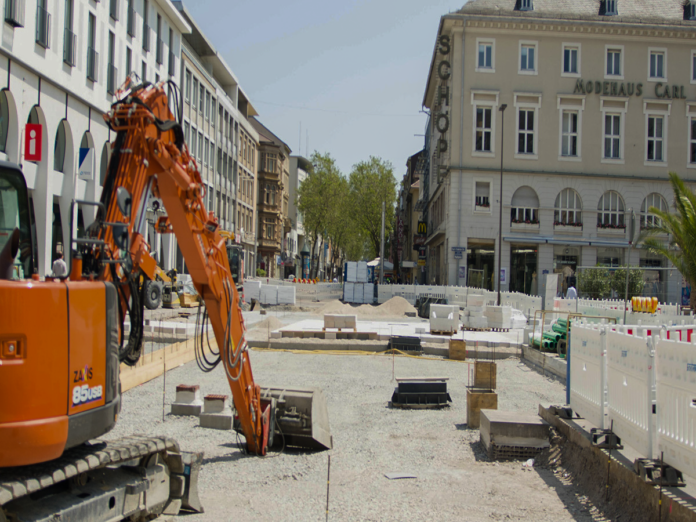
[103,347,596,522]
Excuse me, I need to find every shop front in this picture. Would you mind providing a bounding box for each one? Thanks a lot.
[467,239,495,290]
[553,245,581,296]
[510,244,538,295]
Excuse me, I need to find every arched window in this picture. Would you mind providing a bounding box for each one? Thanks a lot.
[554,188,582,226]
[99,141,110,186]
[0,90,10,153]
[641,192,668,229]
[53,120,67,172]
[510,186,539,224]
[597,190,625,228]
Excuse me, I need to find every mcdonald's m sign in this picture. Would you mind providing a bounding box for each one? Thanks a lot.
[417,221,427,236]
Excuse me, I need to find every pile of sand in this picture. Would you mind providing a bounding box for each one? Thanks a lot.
[249,316,284,331]
[316,297,416,318]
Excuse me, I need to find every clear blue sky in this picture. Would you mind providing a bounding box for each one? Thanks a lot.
[182,0,463,178]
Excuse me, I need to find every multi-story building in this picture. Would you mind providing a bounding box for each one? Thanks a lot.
[0,0,189,276]
[250,117,290,279]
[420,0,695,302]
[288,155,311,278]
[396,150,425,284]
[173,2,259,278]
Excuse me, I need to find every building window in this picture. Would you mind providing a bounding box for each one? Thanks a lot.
[510,186,540,224]
[606,47,622,77]
[689,1,696,20]
[204,138,209,165]
[476,39,494,72]
[107,31,117,95]
[199,85,204,113]
[192,78,198,110]
[53,121,67,172]
[211,98,216,127]
[190,129,197,159]
[597,247,623,267]
[690,116,696,164]
[198,131,203,160]
[87,13,98,82]
[649,49,666,80]
[183,121,190,144]
[142,0,150,52]
[475,107,492,153]
[646,115,665,162]
[109,0,118,21]
[519,0,533,11]
[185,70,191,101]
[562,45,579,75]
[264,153,277,173]
[554,188,582,226]
[474,181,490,211]
[141,61,147,82]
[604,114,621,159]
[205,91,210,120]
[156,14,163,65]
[561,111,578,157]
[597,191,625,228]
[63,0,76,66]
[0,91,9,153]
[517,109,535,154]
[641,193,668,229]
[519,42,537,74]
[125,47,132,83]
[604,0,617,15]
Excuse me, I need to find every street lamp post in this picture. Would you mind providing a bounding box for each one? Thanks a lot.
[497,104,507,306]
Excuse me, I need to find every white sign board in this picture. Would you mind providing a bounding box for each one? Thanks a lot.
[545,273,558,311]
[78,147,93,181]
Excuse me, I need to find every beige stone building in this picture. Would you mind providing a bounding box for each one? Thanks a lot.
[250,118,291,279]
[420,0,696,302]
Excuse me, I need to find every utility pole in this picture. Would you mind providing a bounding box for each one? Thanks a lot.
[380,200,385,284]
[623,209,636,324]
[497,104,507,306]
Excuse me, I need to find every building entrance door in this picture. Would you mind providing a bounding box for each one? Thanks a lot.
[510,244,538,295]
[467,240,495,290]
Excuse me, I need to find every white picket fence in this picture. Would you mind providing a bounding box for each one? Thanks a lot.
[570,322,696,477]
[555,297,692,326]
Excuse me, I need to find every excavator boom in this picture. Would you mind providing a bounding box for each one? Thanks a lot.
[99,79,331,454]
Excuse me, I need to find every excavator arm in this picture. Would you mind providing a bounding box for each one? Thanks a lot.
[92,79,270,454]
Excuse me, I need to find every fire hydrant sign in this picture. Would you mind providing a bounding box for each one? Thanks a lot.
[25,124,42,162]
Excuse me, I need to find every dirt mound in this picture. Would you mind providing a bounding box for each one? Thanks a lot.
[249,316,284,331]
[377,296,416,316]
[316,296,416,318]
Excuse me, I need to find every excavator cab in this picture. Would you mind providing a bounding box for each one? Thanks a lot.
[0,163,33,280]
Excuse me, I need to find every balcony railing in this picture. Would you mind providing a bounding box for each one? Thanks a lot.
[107,63,117,94]
[126,6,135,36]
[109,0,118,20]
[156,38,163,64]
[63,28,76,66]
[168,50,175,77]
[87,47,99,83]
[35,6,50,48]
[510,206,539,226]
[4,0,24,27]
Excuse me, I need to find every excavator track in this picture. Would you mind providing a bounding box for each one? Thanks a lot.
[0,435,203,522]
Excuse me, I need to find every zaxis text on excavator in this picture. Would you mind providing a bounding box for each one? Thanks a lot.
[0,77,331,522]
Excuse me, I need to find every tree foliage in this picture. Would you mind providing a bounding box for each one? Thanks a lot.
[578,266,644,299]
[348,157,397,259]
[641,172,696,307]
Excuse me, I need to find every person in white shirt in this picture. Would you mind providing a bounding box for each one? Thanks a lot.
[566,286,577,299]
[52,253,67,278]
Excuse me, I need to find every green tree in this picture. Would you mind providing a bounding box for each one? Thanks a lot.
[578,266,611,299]
[348,157,397,259]
[609,266,645,299]
[296,152,343,278]
[641,172,696,308]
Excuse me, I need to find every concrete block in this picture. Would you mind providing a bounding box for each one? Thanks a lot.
[199,411,233,430]
[378,334,391,341]
[466,388,498,429]
[171,403,203,416]
[203,394,229,414]
[480,410,550,452]
[270,330,282,339]
[324,332,336,340]
[474,361,497,390]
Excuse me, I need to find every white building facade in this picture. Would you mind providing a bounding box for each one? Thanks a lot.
[173,1,259,278]
[421,0,696,303]
[0,0,189,276]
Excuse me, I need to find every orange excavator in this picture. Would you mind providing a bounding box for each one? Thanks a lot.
[0,79,331,521]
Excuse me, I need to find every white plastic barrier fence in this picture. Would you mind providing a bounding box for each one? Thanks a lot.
[655,334,696,479]
[570,324,607,430]
[606,329,654,458]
